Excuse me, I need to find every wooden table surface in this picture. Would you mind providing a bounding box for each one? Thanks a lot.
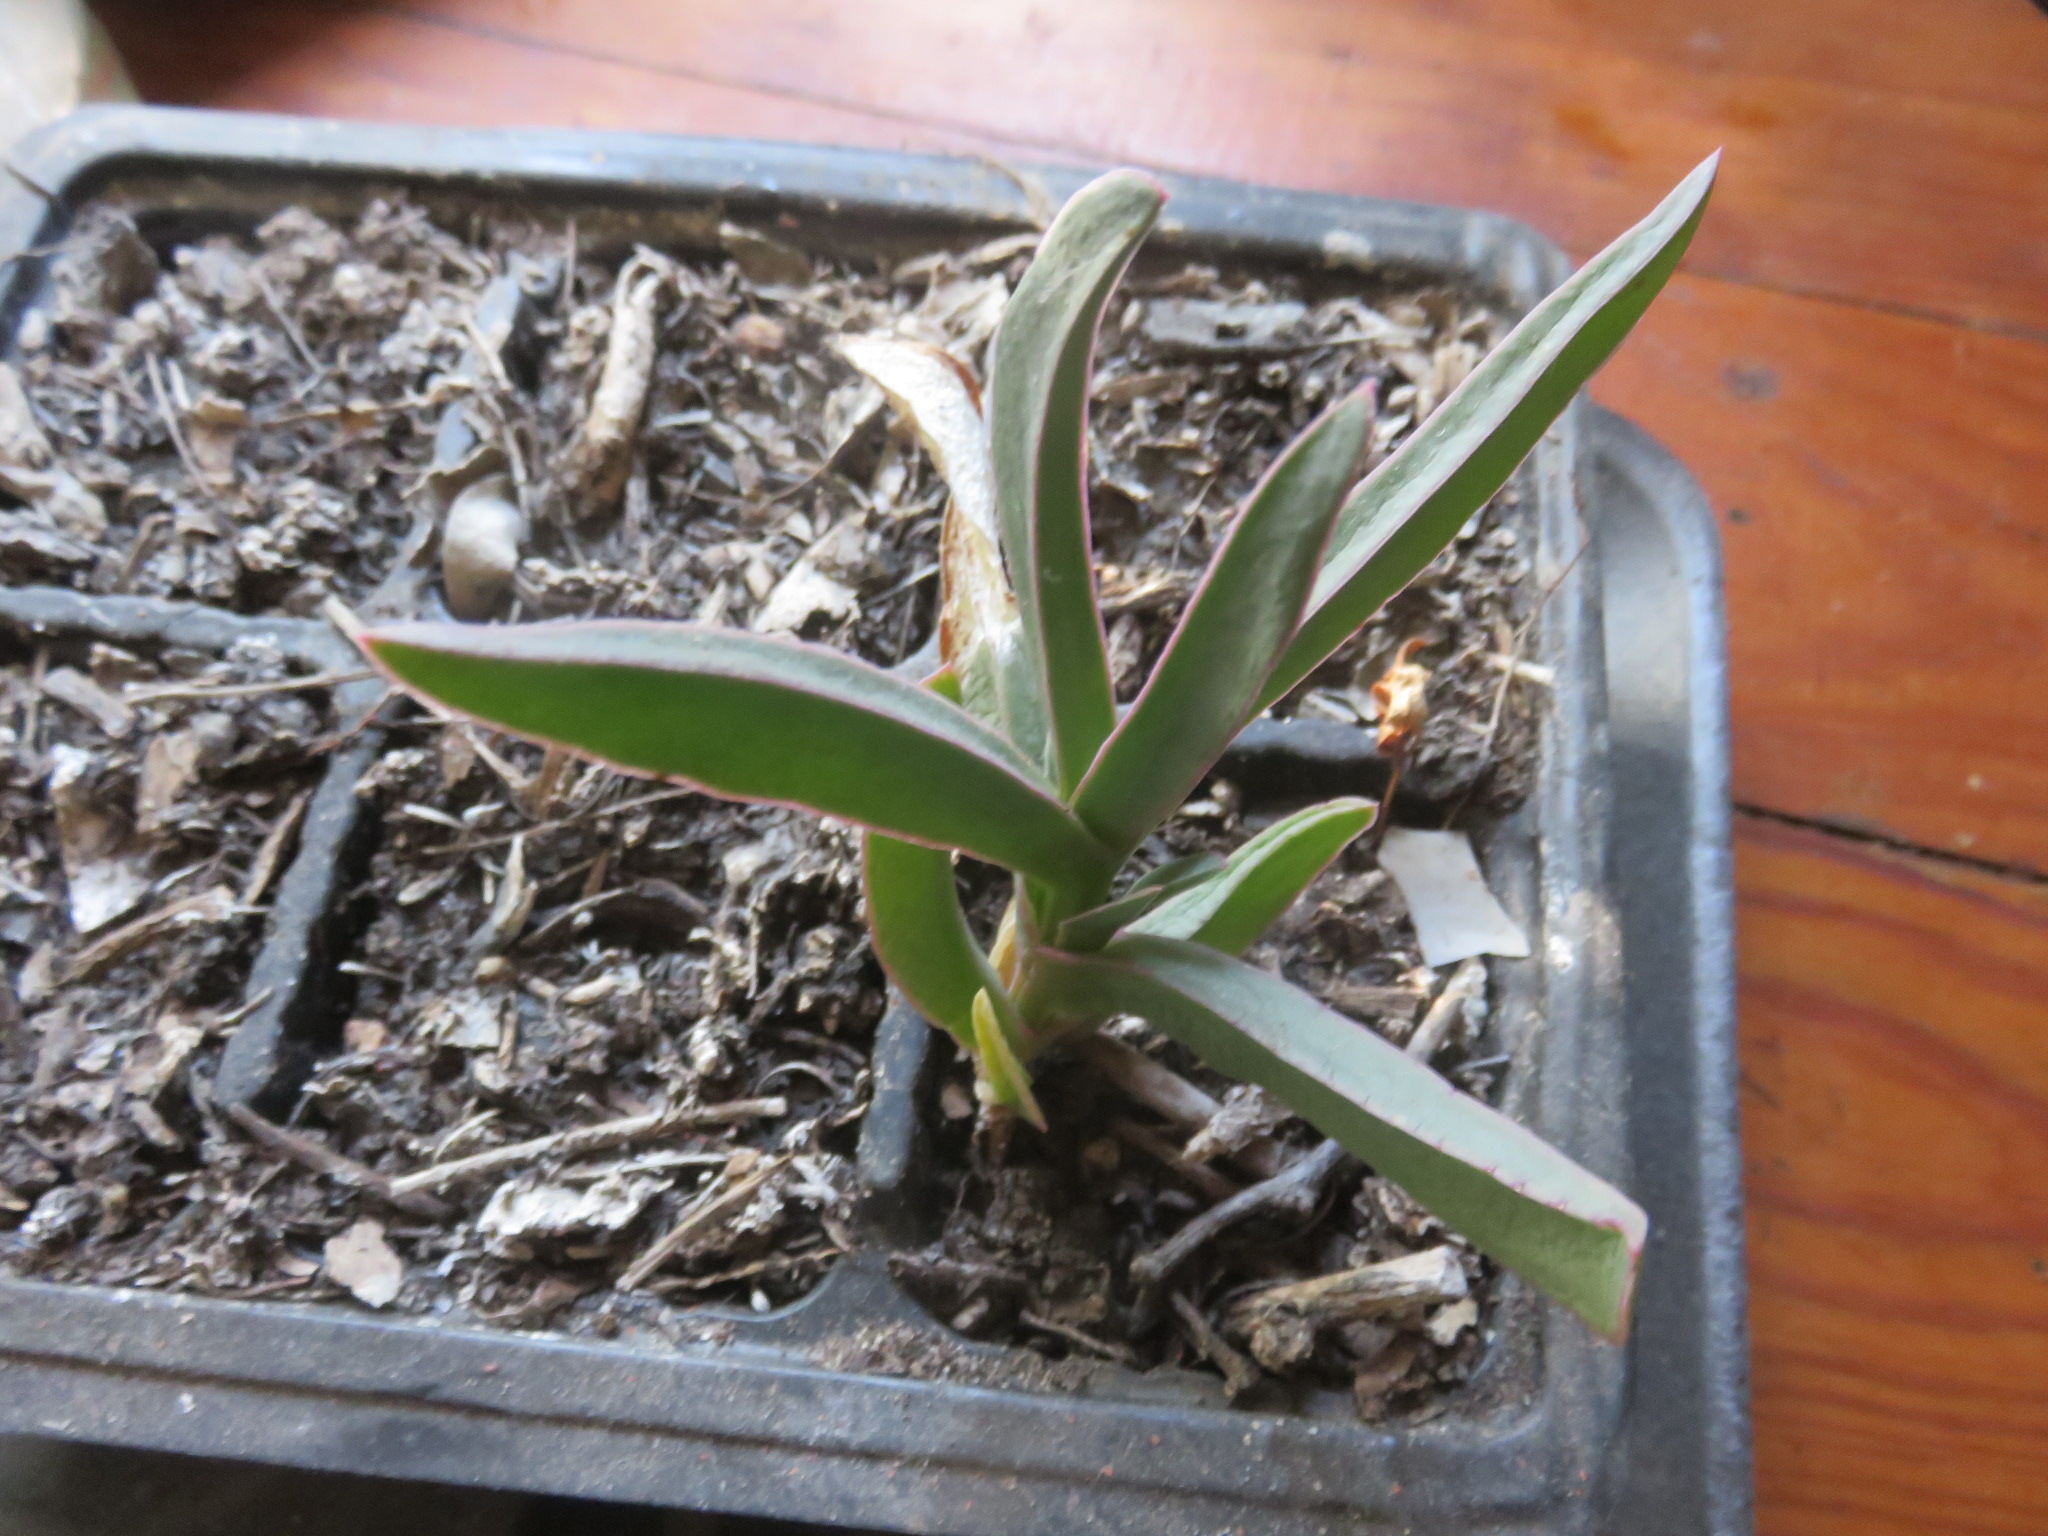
[80,2,2048,1531]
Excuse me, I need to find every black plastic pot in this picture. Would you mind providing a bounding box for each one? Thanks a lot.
[0,106,1748,1536]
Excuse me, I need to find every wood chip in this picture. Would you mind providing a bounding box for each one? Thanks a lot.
[1404,956,1488,1062]
[40,666,133,735]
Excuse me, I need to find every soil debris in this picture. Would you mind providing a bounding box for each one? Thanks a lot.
[3,192,1540,1414]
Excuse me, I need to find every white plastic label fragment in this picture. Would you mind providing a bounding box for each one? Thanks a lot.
[1377,827,1531,968]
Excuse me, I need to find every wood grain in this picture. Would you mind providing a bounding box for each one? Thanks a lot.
[95,0,2048,330]
[1738,815,2048,1536]
[1595,276,2048,872]
[1380,0,2048,112]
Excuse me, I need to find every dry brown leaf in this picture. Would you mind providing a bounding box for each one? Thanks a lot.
[1369,637,1430,757]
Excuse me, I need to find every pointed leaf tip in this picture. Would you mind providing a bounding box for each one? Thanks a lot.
[1031,937,1648,1339]
[991,168,1167,792]
[1262,159,1718,708]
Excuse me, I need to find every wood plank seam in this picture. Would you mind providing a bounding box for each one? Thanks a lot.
[1735,805,2048,890]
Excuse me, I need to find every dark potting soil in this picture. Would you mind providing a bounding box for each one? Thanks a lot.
[0,193,1541,1411]
[0,634,340,1285]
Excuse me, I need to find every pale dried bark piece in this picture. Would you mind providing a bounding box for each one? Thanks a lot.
[1182,1082,1291,1166]
[752,561,858,635]
[1403,956,1488,1063]
[59,886,236,982]
[465,833,534,957]
[39,667,131,736]
[558,252,670,522]
[324,1218,404,1307]
[477,1170,667,1247]
[1425,1296,1479,1346]
[1228,1246,1468,1372]
[417,987,508,1051]
[47,745,150,934]
[1376,827,1530,967]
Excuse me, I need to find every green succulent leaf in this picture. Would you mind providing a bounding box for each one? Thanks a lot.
[1260,153,1720,709]
[363,620,1114,891]
[1127,796,1377,954]
[1073,387,1374,851]
[862,832,995,1050]
[990,168,1164,791]
[1053,851,1228,952]
[1031,935,1646,1340]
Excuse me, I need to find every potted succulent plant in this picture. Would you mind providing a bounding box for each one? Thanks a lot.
[0,106,1746,1536]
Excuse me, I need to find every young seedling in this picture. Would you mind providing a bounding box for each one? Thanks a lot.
[362,156,1718,1342]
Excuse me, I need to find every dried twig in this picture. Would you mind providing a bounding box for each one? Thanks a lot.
[619,1149,785,1290]
[388,1097,787,1196]
[1404,957,1487,1063]
[643,1243,842,1296]
[124,669,377,705]
[1018,1309,1139,1366]
[417,786,693,857]
[239,787,313,906]
[1109,1119,1241,1204]
[1071,1033,1284,1179]
[249,267,321,378]
[143,352,211,492]
[1169,1291,1261,1398]
[223,1102,453,1220]
[1129,1139,1350,1292]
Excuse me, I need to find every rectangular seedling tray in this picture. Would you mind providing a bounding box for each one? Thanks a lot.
[0,106,1748,1536]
